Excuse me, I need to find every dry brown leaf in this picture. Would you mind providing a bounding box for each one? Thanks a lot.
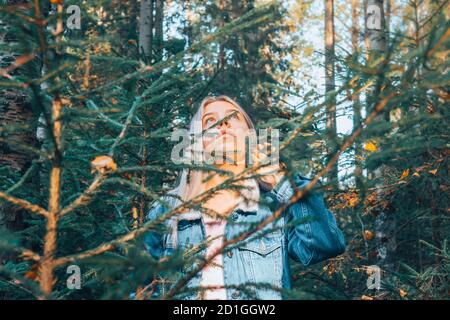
[364,230,375,241]
[91,156,117,174]
[24,263,40,281]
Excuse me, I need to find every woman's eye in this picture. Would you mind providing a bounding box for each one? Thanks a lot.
[205,118,215,125]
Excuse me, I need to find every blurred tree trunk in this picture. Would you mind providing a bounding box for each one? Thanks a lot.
[182,0,194,71]
[385,0,391,37]
[218,0,226,83]
[324,0,338,190]
[139,0,154,61]
[154,0,164,64]
[365,0,386,58]
[365,0,396,277]
[352,0,363,190]
[128,0,139,55]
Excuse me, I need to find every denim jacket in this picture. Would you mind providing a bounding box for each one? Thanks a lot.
[143,174,346,300]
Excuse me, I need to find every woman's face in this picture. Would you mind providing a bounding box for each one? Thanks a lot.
[202,101,250,166]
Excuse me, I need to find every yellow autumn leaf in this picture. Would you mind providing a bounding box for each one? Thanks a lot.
[361,295,374,300]
[429,169,438,175]
[400,169,410,180]
[91,156,117,174]
[412,172,420,177]
[364,141,378,152]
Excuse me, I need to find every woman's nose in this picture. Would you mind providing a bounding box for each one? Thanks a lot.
[219,119,230,128]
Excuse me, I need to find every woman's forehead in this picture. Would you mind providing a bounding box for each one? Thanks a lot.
[203,101,240,115]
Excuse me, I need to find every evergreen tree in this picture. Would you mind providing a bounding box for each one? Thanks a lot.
[0,0,448,300]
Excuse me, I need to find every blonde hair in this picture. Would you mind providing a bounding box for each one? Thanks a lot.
[165,95,260,210]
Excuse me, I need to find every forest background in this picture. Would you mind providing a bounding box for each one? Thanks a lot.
[0,0,448,300]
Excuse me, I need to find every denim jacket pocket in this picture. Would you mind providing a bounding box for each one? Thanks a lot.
[236,234,283,299]
[238,236,282,256]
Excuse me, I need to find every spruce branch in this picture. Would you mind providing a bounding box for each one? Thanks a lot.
[0,191,48,217]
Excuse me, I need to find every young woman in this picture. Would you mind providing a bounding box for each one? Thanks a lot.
[143,95,346,300]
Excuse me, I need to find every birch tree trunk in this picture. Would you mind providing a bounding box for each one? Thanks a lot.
[365,0,386,61]
[325,0,338,189]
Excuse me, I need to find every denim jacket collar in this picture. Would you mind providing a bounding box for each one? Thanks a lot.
[168,178,260,248]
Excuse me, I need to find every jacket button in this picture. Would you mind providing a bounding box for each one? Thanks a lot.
[231,212,239,221]
[227,251,233,258]
[231,290,240,299]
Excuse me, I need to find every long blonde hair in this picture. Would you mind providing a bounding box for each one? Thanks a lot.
[166,95,261,210]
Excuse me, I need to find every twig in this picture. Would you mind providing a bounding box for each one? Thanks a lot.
[108,97,142,156]
[59,174,106,217]
[0,191,48,217]
[5,159,44,194]
[39,97,63,298]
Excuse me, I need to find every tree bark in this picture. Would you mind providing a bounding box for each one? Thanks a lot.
[154,0,164,63]
[139,0,154,61]
[324,0,338,189]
